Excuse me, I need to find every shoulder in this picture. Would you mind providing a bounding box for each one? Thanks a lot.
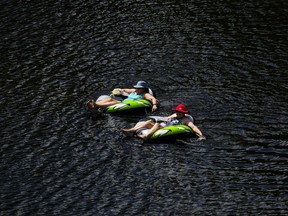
[182,116,194,124]
[143,92,152,97]
[184,114,194,123]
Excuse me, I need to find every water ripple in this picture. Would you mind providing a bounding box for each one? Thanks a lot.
[1,0,288,215]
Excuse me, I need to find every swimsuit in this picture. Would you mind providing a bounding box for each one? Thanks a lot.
[160,118,182,127]
[123,92,143,101]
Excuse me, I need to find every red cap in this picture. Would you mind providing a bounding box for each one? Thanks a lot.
[172,104,189,114]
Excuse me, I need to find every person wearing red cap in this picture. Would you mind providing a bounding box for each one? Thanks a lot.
[121,103,206,140]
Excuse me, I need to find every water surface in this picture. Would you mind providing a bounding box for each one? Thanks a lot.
[1,0,287,215]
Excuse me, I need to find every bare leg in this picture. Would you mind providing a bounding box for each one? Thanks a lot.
[121,120,154,133]
[138,123,163,140]
[95,98,121,108]
[86,98,120,109]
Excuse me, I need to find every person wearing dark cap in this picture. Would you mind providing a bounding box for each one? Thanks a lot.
[121,103,206,140]
[86,81,158,111]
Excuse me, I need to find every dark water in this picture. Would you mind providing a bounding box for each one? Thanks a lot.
[1,0,288,215]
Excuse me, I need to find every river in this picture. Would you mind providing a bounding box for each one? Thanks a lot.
[1,0,287,215]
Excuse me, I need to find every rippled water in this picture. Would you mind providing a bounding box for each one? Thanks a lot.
[1,0,288,215]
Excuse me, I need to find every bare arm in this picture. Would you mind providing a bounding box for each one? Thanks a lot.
[187,121,203,137]
[143,93,158,111]
[184,117,206,140]
[166,113,176,119]
[121,88,135,94]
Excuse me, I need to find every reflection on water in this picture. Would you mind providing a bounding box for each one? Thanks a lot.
[1,0,287,215]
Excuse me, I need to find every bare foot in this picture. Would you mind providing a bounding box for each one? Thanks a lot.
[121,129,134,137]
[86,100,95,110]
[137,134,148,140]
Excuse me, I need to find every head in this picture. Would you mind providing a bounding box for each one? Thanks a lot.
[133,81,148,89]
[133,81,148,93]
[172,104,189,117]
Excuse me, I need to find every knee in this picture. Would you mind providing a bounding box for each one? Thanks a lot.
[106,98,119,103]
[146,122,154,128]
[155,123,162,129]
[107,98,115,102]
[157,123,165,129]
